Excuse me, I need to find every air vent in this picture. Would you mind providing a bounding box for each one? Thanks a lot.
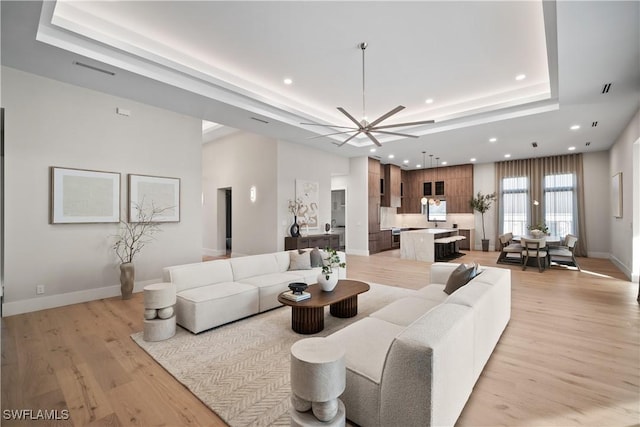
[601,83,612,94]
[592,121,598,127]
[585,142,591,146]
[531,142,538,148]
[250,117,269,124]
[73,61,115,76]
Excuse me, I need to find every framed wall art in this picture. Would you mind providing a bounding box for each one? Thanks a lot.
[612,172,622,218]
[128,174,180,222]
[295,179,319,229]
[50,167,121,224]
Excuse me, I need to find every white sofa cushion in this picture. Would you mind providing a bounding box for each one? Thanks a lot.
[163,259,234,293]
[238,272,302,311]
[369,296,442,326]
[288,267,322,284]
[415,284,448,302]
[176,282,259,333]
[230,254,280,281]
[288,250,311,270]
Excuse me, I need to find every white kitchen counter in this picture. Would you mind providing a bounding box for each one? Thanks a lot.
[400,228,459,262]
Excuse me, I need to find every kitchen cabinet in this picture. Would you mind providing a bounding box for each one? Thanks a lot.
[368,158,381,253]
[379,229,393,251]
[381,164,401,208]
[400,164,474,214]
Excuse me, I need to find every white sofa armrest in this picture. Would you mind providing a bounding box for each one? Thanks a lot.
[430,262,462,284]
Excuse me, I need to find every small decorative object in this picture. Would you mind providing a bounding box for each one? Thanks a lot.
[113,201,171,299]
[288,198,303,237]
[470,191,497,252]
[288,282,308,295]
[325,223,331,233]
[528,222,549,237]
[318,248,346,292]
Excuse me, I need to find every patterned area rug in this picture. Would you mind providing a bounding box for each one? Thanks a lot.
[131,283,415,427]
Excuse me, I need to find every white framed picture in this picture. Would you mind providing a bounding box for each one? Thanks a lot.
[128,174,180,222]
[50,166,121,224]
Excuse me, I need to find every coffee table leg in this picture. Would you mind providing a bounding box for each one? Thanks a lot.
[291,306,324,334]
[330,296,358,318]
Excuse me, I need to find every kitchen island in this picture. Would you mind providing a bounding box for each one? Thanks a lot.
[400,228,461,262]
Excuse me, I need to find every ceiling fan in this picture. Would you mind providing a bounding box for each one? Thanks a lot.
[302,42,435,147]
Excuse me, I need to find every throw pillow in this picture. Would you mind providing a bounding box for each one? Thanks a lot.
[309,247,324,268]
[289,250,311,270]
[443,263,475,295]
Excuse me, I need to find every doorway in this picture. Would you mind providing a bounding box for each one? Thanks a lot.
[225,189,232,256]
[331,189,346,250]
[217,187,232,257]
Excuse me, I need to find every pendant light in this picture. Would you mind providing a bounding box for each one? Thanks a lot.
[429,156,441,206]
[420,151,428,206]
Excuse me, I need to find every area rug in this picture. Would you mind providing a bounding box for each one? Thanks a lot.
[131,283,416,427]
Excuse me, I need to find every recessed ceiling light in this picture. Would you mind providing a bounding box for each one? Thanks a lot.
[489,137,497,143]
[425,98,434,104]
[403,159,409,164]
[283,78,293,85]
[388,154,395,159]
[416,164,422,168]
[370,148,376,153]
[504,154,511,158]
[515,74,526,81]
[441,161,448,165]
[568,146,576,151]
[570,125,580,130]
[470,158,477,162]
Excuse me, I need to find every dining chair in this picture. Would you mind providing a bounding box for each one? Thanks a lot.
[521,237,547,272]
[549,234,580,270]
[497,232,523,265]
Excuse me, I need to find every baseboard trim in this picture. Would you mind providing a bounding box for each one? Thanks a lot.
[347,249,369,256]
[2,278,161,317]
[203,248,226,257]
[587,251,609,259]
[609,254,632,281]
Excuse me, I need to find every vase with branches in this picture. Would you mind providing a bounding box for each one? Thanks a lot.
[113,202,170,299]
[470,191,497,251]
[318,248,346,292]
[287,197,303,237]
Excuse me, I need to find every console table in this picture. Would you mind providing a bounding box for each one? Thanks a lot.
[285,234,340,251]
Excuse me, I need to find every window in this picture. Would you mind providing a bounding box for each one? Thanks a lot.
[544,173,576,236]
[500,176,529,236]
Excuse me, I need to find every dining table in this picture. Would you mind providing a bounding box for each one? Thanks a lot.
[512,234,563,270]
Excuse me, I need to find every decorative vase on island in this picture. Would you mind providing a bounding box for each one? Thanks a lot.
[318,271,339,292]
[120,262,135,300]
[290,215,301,237]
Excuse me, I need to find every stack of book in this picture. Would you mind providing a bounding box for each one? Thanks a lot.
[281,291,311,302]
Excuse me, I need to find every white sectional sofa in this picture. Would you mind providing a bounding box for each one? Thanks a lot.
[162,250,347,333]
[323,262,511,427]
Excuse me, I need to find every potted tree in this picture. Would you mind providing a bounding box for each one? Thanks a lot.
[470,191,497,252]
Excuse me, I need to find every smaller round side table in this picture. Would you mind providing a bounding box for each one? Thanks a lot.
[143,282,176,341]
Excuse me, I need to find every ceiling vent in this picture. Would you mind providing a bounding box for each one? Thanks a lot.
[531,142,538,148]
[73,61,115,76]
[585,141,591,146]
[592,121,598,127]
[250,117,269,124]
[601,83,612,94]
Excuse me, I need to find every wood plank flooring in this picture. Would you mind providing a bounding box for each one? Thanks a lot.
[2,250,639,426]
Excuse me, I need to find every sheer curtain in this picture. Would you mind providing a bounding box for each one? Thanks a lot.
[495,154,587,256]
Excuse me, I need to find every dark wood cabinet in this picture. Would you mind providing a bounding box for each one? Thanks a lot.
[285,234,340,251]
[379,229,392,251]
[400,164,474,214]
[381,164,401,208]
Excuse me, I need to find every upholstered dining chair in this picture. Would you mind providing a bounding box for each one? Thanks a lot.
[521,237,547,272]
[497,232,523,265]
[549,234,580,270]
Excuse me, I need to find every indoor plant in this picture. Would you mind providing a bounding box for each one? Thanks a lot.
[470,191,497,252]
[112,202,169,299]
[318,248,346,292]
[527,222,549,237]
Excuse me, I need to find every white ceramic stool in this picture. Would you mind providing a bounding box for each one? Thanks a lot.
[290,337,346,424]
[143,282,176,341]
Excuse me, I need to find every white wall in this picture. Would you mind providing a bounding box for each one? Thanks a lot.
[582,151,610,258]
[276,139,349,251]
[202,132,278,256]
[2,67,203,315]
[609,109,640,279]
[348,157,369,256]
[472,162,497,251]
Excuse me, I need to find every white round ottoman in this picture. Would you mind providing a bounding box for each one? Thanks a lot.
[143,282,176,342]
[290,337,346,424]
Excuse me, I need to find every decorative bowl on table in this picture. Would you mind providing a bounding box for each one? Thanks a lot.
[288,282,308,295]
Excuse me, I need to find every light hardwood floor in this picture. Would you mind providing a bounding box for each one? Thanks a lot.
[2,251,639,426]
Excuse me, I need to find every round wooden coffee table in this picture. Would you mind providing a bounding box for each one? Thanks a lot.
[278,280,370,334]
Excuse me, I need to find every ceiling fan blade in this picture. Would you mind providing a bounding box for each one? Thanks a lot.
[371,129,419,138]
[367,105,405,128]
[307,130,360,139]
[337,107,364,128]
[366,132,382,147]
[338,131,362,147]
[300,123,358,130]
[374,119,435,130]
